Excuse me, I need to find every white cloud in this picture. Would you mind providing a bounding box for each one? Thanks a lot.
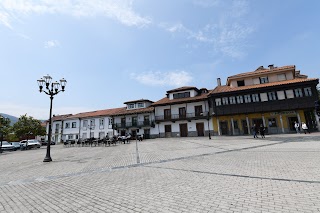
[130,70,193,87]
[44,40,60,48]
[162,0,254,59]
[0,0,151,29]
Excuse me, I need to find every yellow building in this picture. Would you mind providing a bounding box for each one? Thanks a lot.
[208,65,319,135]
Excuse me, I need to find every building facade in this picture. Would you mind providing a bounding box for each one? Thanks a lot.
[112,99,156,139]
[152,87,213,138]
[208,65,320,135]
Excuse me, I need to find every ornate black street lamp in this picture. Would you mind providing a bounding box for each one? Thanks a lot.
[37,75,67,162]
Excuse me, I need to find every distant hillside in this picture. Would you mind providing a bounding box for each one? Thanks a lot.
[0,113,19,125]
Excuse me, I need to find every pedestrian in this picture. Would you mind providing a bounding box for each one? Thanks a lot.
[301,122,310,134]
[252,123,259,138]
[259,124,265,138]
[294,121,300,134]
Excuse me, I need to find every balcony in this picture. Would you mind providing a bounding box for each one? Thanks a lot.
[113,120,155,129]
[155,111,209,122]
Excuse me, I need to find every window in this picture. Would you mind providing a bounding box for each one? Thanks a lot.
[285,90,294,99]
[222,97,229,105]
[236,95,243,104]
[237,80,245,87]
[68,135,73,139]
[137,102,144,108]
[268,118,277,127]
[90,119,95,129]
[277,91,285,100]
[132,117,138,126]
[277,74,286,81]
[215,98,222,106]
[128,103,135,109]
[99,119,104,126]
[179,107,186,118]
[55,123,59,130]
[65,122,70,129]
[75,135,79,139]
[304,87,312,96]
[268,92,277,101]
[108,118,113,125]
[72,122,77,128]
[260,76,269,84]
[173,92,190,99]
[229,96,236,104]
[260,93,268,102]
[194,106,203,116]
[244,95,251,103]
[294,88,303,97]
[164,109,171,119]
[252,94,259,102]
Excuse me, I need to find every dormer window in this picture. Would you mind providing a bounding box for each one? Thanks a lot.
[137,102,144,108]
[173,92,190,99]
[237,80,245,87]
[260,76,269,84]
[128,103,135,109]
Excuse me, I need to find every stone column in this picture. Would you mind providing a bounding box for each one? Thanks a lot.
[246,116,250,134]
[262,114,266,127]
[217,118,221,136]
[279,114,285,133]
[231,118,235,135]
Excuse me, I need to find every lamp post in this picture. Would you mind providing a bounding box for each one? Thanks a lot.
[37,75,67,162]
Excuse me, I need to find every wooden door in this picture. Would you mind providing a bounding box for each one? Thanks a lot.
[196,123,204,136]
[179,107,186,119]
[242,120,248,134]
[165,125,172,138]
[144,129,150,139]
[179,123,188,137]
[220,121,228,135]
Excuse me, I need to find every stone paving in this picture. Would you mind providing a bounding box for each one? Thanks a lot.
[0,133,320,212]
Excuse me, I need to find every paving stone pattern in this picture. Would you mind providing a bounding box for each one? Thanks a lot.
[0,133,320,212]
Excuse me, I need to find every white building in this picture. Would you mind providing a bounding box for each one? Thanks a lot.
[152,86,213,138]
[48,114,72,143]
[62,108,124,141]
[112,99,156,139]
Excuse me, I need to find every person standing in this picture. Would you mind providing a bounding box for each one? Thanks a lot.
[252,123,259,138]
[259,124,265,138]
[301,122,310,134]
[294,121,300,134]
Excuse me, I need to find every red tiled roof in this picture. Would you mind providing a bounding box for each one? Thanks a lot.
[152,91,211,106]
[209,78,318,95]
[123,99,154,104]
[67,107,125,119]
[51,114,72,121]
[166,86,198,93]
[228,65,295,79]
[111,107,154,116]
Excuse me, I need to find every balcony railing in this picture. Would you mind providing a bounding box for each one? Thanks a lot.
[155,111,209,121]
[113,120,155,129]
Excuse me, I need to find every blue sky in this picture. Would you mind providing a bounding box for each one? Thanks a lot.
[0,0,319,120]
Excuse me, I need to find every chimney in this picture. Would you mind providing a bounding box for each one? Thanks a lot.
[217,78,221,86]
[268,64,274,70]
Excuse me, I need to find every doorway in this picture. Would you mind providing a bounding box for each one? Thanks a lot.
[164,125,172,138]
[179,123,188,137]
[196,123,204,136]
[220,121,228,135]
[144,129,150,139]
[288,116,298,131]
[241,120,248,134]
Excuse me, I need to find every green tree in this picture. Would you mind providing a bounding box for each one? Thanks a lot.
[0,115,11,153]
[12,114,46,141]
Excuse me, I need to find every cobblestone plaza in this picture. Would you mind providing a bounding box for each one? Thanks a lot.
[1,133,320,213]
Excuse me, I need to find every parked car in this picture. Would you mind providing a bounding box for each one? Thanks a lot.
[11,142,21,150]
[20,139,41,150]
[41,141,56,146]
[0,141,17,151]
